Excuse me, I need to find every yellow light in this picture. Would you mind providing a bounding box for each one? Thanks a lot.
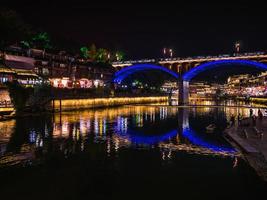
[53,96,168,111]
[0,107,14,112]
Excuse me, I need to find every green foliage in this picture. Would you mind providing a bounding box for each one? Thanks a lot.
[81,44,109,63]
[96,48,109,62]
[115,51,125,61]
[20,40,30,49]
[31,32,52,50]
[18,32,53,50]
[33,32,48,41]
[80,44,125,63]
[80,46,89,58]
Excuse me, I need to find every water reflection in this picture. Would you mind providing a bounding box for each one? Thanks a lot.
[0,102,256,167]
[182,128,235,153]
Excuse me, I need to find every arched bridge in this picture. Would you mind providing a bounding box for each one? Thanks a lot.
[113,63,179,84]
[112,52,267,105]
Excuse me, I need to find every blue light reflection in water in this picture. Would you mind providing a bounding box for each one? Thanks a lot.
[182,128,236,153]
[115,128,178,145]
[114,113,236,153]
[115,126,235,153]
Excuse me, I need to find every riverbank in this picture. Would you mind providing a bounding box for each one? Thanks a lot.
[0,96,168,119]
[51,96,168,111]
[224,117,267,181]
[237,97,267,105]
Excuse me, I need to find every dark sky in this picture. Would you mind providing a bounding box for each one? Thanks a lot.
[3,1,267,59]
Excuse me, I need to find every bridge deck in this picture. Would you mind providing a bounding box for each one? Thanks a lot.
[112,52,267,67]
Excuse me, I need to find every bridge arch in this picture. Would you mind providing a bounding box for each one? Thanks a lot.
[183,59,267,82]
[113,64,179,84]
[179,59,267,105]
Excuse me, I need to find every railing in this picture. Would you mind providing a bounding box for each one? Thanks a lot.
[112,52,267,66]
[112,59,156,65]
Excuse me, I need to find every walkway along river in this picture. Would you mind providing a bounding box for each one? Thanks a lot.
[225,116,267,181]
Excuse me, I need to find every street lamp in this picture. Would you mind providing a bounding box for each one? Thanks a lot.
[163,48,167,58]
[235,41,241,53]
[162,48,174,58]
[169,49,173,57]
[116,53,119,61]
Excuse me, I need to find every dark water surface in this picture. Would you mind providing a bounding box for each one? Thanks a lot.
[0,103,266,199]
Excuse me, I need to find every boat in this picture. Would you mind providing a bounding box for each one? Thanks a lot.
[206,124,216,133]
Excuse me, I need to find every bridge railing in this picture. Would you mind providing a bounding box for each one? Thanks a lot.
[112,59,156,65]
[112,51,266,66]
[159,51,266,62]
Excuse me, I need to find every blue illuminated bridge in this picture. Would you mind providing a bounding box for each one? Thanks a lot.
[112,52,267,105]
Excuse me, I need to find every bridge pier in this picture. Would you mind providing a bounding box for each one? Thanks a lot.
[178,79,189,105]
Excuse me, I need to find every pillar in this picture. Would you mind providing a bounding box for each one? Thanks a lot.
[178,79,189,105]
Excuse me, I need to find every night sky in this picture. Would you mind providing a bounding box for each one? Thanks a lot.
[2,1,267,82]
[3,2,267,59]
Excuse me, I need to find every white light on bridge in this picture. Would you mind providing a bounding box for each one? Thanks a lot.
[235,41,241,53]
[170,49,173,57]
[163,48,166,55]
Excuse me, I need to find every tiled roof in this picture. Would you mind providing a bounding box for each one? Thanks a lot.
[5,60,35,70]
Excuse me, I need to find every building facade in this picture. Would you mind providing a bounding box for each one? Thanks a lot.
[0,46,115,88]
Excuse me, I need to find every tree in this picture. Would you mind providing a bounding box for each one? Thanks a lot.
[82,44,109,62]
[31,32,52,50]
[88,44,97,61]
[20,40,31,49]
[96,48,109,62]
[115,51,125,61]
[80,44,124,63]
[80,46,89,58]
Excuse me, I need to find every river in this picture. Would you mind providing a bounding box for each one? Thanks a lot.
[0,100,266,199]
